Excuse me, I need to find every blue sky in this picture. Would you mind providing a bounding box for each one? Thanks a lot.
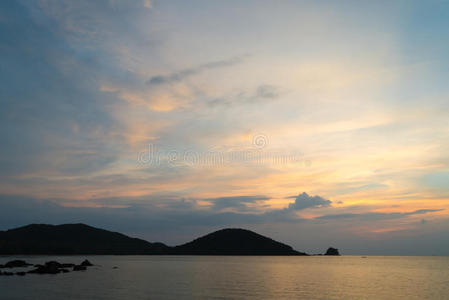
[0,0,448,254]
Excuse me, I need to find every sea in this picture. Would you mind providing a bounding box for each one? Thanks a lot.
[1,255,448,299]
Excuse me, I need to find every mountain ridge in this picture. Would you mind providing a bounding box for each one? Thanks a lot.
[0,223,169,255]
[0,223,310,255]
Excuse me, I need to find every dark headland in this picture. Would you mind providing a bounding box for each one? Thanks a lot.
[0,223,338,256]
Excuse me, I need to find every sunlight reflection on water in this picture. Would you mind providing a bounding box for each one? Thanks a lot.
[1,255,448,300]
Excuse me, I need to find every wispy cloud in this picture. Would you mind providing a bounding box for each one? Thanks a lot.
[315,209,444,220]
[206,195,270,211]
[207,84,281,107]
[146,55,249,85]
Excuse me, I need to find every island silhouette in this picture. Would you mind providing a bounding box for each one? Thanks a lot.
[0,223,339,256]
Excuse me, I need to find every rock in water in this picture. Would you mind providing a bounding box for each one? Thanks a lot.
[21,259,95,275]
[80,259,93,267]
[43,261,75,268]
[28,264,61,274]
[2,260,32,268]
[73,265,87,271]
[44,261,62,268]
[324,247,340,255]
[27,261,76,274]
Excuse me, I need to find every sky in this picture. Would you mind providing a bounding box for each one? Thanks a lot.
[1,0,449,255]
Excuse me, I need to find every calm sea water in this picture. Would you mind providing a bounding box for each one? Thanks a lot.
[1,256,448,299]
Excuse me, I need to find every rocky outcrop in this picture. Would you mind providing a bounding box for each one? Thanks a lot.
[73,265,87,271]
[0,271,14,276]
[80,259,93,266]
[0,259,93,276]
[0,260,32,268]
[324,247,340,255]
[26,260,93,275]
[28,264,61,274]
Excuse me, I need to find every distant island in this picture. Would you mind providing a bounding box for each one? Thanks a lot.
[0,224,339,256]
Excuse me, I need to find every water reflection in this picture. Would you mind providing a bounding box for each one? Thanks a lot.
[1,256,448,299]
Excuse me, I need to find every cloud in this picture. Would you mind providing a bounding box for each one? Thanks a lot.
[334,183,388,195]
[255,84,280,99]
[0,194,301,237]
[143,0,153,9]
[206,195,269,211]
[207,84,281,107]
[146,55,248,85]
[0,1,125,177]
[406,209,443,215]
[0,194,445,253]
[315,209,444,220]
[287,192,332,210]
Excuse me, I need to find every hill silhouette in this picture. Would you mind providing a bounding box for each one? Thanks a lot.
[0,224,308,255]
[0,224,168,255]
[172,228,306,255]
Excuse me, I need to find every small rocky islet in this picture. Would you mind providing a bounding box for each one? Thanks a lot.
[324,247,340,256]
[0,259,94,276]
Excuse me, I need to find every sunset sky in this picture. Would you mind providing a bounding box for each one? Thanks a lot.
[1,0,449,255]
